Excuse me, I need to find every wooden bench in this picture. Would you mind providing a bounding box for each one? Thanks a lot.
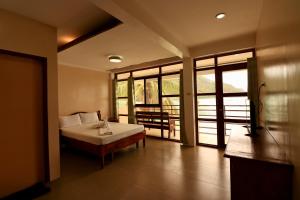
[136,111,176,138]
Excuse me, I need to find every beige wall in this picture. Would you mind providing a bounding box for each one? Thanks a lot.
[182,57,196,146]
[190,32,256,58]
[256,0,300,199]
[0,9,60,181]
[58,65,111,118]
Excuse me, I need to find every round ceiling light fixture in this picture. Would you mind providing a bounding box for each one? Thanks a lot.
[215,13,226,20]
[108,55,123,63]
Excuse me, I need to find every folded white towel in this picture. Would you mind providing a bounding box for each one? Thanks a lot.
[98,127,113,136]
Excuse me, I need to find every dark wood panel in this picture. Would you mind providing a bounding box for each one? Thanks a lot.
[230,157,292,200]
[62,130,146,168]
[225,126,293,200]
[0,49,49,198]
[224,126,290,164]
[2,182,50,200]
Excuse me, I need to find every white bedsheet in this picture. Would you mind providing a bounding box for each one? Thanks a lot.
[60,122,144,145]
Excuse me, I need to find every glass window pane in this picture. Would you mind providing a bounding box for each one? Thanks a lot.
[117,73,130,80]
[116,81,127,97]
[146,78,159,104]
[136,106,160,112]
[117,99,128,115]
[163,126,180,140]
[197,95,216,119]
[146,129,161,138]
[196,70,215,93]
[218,52,253,66]
[119,116,128,124]
[224,123,248,144]
[196,58,214,69]
[198,121,217,145]
[222,69,248,93]
[161,63,183,73]
[132,68,159,77]
[224,96,250,120]
[162,120,180,140]
[162,96,180,140]
[134,80,144,104]
[162,97,180,118]
[162,74,180,95]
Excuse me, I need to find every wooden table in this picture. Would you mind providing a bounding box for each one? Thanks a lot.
[224,126,293,200]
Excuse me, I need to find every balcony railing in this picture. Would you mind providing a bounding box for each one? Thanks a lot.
[197,104,250,120]
[197,103,250,136]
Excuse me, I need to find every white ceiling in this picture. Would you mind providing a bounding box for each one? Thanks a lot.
[0,0,264,71]
[58,24,175,70]
[130,0,263,48]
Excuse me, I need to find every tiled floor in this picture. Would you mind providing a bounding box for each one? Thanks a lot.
[36,138,230,200]
[146,128,229,145]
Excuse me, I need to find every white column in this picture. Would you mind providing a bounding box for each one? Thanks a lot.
[182,57,196,146]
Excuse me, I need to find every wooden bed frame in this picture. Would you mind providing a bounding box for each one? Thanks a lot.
[60,111,146,168]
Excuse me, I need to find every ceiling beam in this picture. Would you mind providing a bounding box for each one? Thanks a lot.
[58,17,122,52]
[110,56,181,73]
[91,0,190,58]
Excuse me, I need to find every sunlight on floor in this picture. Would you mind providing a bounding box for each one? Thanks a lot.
[145,128,180,140]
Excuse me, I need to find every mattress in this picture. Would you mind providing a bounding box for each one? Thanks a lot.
[60,122,144,145]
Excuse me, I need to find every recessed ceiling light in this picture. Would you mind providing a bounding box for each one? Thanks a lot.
[216,13,226,19]
[108,55,123,63]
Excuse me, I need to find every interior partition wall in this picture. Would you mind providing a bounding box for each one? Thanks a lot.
[115,62,182,141]
[194,49,255,148]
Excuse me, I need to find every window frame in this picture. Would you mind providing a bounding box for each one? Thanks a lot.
[114,61,183,141]
[193,48,256,148]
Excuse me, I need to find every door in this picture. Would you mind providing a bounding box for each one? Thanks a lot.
[195,65,219,146]
[0,50,48,198]
[195,50,254,147]
[221,65,249,145]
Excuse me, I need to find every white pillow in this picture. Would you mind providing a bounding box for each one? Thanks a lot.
[79,112,99,124]
[59,114,81,128]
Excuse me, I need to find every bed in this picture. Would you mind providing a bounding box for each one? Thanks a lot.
[59,111,145,168]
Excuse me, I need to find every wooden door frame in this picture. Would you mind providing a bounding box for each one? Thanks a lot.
[0,49,49,199]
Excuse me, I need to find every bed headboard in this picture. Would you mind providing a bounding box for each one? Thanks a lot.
[70,110,101,120]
